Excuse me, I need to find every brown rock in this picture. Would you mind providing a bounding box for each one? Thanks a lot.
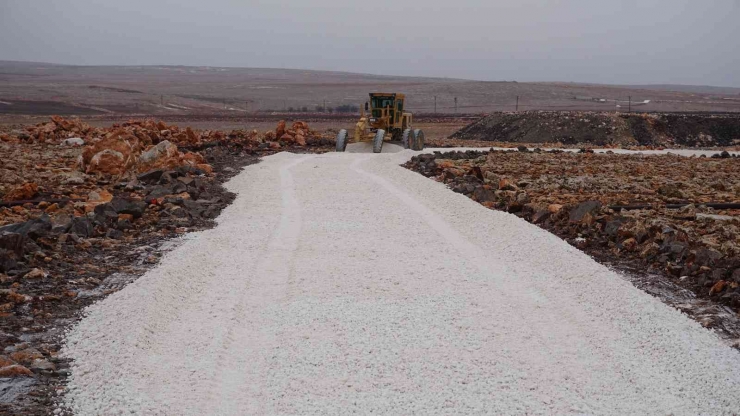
[193,164,211,174]
[291,121,309,131]
[547,204,563,214]
[185,127,199,144]
[710,280,728,295]
[88,149,126,176]
[640,243,660,259]
[622,238,638,251]
[24,268,47,279]
[80,130,141,175]
[498,178,517,191]
[0,364,33,377]
[88,189,113,204]
[276,120,287,138]
[5,292,28,304]
[10,349,42,364]
[118,214,134,222]
[0,355,15,367]
[437,160,456,170]
[3,182,38,201]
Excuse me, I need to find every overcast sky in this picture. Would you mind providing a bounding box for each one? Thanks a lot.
[1,0,739,86]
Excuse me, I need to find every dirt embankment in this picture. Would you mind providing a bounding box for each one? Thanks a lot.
[450,112,740,148]
[404,149,740,336]
[0,117,334,414]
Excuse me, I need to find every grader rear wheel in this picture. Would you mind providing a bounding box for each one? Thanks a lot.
[373,129,385,153]
[411,129,425,151]
[335,129,348,152]
[401,129,412,149]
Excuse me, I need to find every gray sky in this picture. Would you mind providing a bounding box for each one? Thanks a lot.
[2,0,739,86]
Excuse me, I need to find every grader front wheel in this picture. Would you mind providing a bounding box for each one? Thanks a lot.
[373,129,385,153]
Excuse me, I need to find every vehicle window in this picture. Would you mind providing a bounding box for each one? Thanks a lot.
[371,97,395,118]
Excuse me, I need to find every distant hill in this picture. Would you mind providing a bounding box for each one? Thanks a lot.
[1,61,739,116]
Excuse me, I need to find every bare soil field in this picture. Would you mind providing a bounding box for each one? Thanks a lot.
[2,61,740,118]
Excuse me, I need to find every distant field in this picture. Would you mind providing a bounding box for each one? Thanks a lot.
[1,61,739,118]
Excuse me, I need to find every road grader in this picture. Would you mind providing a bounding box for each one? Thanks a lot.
[335,93,425,153]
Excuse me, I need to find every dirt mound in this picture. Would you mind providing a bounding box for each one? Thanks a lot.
[451,112,740,147]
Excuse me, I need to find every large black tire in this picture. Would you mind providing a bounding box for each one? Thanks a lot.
[401,129,412,149]
[335,129,348,152]
[373,129,385,153]
[411,129,425,151]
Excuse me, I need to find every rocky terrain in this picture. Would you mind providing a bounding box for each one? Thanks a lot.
[405,149,740,337]
[0,117,334,414]
[451,111,740,148]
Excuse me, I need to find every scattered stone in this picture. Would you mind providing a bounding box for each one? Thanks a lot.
[0,364,33,377]
[23,268,47,279]
[109,198,147,219]
[61,138,85,146]
[3,183,38,201]
[569,201,602,223]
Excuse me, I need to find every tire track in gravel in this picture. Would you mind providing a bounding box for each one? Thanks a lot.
[208,155,309,415]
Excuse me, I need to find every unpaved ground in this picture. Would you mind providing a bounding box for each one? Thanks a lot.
[63,150,740,414]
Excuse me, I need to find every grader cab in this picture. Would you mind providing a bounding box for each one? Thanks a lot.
[335,93,425,153]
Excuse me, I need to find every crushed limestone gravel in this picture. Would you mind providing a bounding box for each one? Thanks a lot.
[62,150,740,415]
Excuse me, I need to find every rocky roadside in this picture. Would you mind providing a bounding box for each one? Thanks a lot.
[404,149,740,344]
[449,111,740,147]
[0,117,334,414]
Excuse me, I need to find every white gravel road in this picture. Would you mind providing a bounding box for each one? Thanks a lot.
[63,149,740,415]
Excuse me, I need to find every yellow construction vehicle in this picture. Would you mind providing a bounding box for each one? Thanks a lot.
[335,93,425,153]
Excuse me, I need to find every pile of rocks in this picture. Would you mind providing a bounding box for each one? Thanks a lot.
[267,120,330,147]
[405,149,740,310]
[0,116,99,144]
[0,116,334,150]
[450,111,740,148]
